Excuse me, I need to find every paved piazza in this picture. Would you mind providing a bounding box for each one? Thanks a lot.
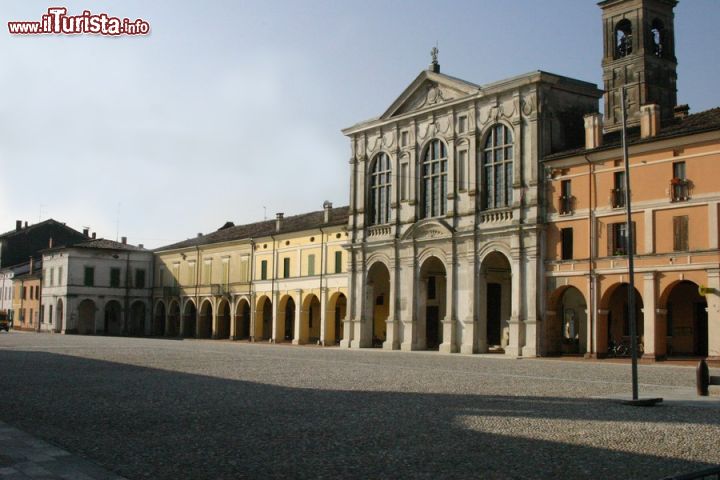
[0,332,718,479]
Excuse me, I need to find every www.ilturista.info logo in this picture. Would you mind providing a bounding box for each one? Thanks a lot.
[8,7,150,35]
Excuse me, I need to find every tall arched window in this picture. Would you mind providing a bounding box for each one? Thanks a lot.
[369,153,391,225]
[422,139,447,218]
[615,19,633,58]
[482,124,513,209]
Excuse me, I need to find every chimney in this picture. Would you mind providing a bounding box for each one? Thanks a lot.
[197,233,203,238]
[121,236,127,245]
[15,220,21,231]
[82,228,89,237]
[323,201,333,223]
[138,244,144,249]
[92,232,96,239]
[583,113,603,149]
[674,104,690,120]
[24,221,28,228]
[276,212,284,232]
[640,104,661,139]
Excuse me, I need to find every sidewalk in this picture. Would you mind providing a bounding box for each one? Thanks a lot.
[0,421,126,480]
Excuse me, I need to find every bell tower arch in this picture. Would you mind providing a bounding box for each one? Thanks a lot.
[599,0,678,132]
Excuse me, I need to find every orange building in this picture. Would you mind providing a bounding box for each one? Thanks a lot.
[11,266,42,332]
[542,0,720,362]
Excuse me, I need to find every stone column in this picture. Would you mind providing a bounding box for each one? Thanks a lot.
[249,293,257,342]
[350,257,365,349]
[384,266,399,350]
[595,309,610,358]
[229,297,238,340]
[477,271,488,353]
[211,298,219,339]
[400,257,416,351]
[440,254,457,353]
[457,252,476,354]
[707,269,720,359]
[271,291,281,343]
[522,251,539,358]
[319,287,329,346]
[293,289,304,345]
[506,257,523,357]
[642,272,659,360]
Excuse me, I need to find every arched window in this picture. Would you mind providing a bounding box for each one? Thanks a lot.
[421,139,447,218]
[369,153,391,225]
[615,19,633,58]
[482,124,513,209]
[650,19,664,57]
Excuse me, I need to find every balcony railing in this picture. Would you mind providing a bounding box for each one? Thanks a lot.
[670,178,690,202]
[610,188,626,209]
[558,195,573,215]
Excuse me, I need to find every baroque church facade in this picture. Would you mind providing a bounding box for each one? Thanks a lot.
[341,58,601,356]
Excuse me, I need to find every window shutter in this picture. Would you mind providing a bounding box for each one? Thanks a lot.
[673,215,689,251]
[631,221,637,254]
[607,223,614,256]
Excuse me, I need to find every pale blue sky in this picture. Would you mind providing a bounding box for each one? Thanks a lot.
[1,1,718,247]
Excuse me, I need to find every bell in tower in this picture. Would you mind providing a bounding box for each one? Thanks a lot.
[599,0,678,132]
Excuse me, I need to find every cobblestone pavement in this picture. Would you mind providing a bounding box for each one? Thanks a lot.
[0,420,126,479]
[0,331,718,479]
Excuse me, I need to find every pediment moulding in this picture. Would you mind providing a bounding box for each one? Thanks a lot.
[401,218,454,241]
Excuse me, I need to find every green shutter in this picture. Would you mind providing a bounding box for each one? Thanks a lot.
[335,251,342,273]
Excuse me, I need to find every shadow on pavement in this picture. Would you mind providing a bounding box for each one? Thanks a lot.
[0,349,716,479]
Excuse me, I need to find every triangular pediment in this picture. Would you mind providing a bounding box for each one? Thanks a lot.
[381,70,479,120]
[401,218,454,241]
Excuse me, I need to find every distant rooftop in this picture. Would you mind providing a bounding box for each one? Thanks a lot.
[156,206,349,252]
[545,107,720,161]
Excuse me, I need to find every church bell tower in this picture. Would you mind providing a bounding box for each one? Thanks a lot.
[599,0,678,132]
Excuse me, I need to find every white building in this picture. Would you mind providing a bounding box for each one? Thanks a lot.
[0,268,15,321]
[342,56,601,356]
[41,238,154,334]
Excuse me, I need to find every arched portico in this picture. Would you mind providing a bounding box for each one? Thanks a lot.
[254,296,272,341]
[300,294,321,345]
[417,256,446,351]
[56,298,64,333]
[153,301,166,336]
[366,261,390,348]
[168,300,180,337]
[182,300,197,338]
[198,299,213,339]
[546,286,587,355]
[104,300,123,336]
[129,301,146,336]
[659,280,708,357]
[478,251,512,353]
[276,295,295,343]
[77,299,96,335]
[215,299,230,339]
[326,292,347,346]
[598,283,644,356]
[234,298,251,340]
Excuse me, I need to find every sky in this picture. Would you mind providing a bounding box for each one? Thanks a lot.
[1,0,718,248]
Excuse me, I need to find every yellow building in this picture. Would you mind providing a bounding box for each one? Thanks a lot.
[152,203,349,345]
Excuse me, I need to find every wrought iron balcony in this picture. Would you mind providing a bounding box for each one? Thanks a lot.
[558,195,573,215]
[610,188,626,209]
[670,178,690,202]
